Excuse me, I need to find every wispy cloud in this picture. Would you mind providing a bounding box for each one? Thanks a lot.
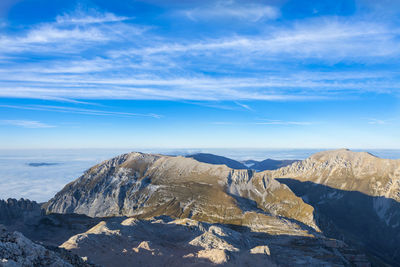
[56,9,131,25]
[212,122,235,125]
[0,7,399,102]
[0,105,162,118]
[367,118,394,125]
[235,101,254,111]
[0,9,144,54]
[212,120,314,126]
[254,120,314,126]
[0,120,55,128]
[109,18,399,62]
[182,3,280,22]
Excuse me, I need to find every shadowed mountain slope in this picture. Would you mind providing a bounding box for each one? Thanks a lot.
[0,198,42,225]
[262,149,400,266]
[245,159,300,171]
[185,153,248,170]
[267,149,400,202]
[277,179,400,266]
[185,153,299,171]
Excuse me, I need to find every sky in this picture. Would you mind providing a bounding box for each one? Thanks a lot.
[0,0,399,149]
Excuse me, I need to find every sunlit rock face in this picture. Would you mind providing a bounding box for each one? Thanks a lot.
[269,149,400,201]
[45,152,317,235]
[267,149,400,265]
[59,216,365,267]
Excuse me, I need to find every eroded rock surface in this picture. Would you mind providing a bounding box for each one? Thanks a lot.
[60,216,365,267]
[0,225,95,267]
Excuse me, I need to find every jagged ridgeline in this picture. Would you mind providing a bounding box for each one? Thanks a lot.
[44,149,400,266]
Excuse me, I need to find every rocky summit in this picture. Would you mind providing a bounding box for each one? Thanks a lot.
[1,149,399,266]
[45,152,317,235]
[268,149,400,265]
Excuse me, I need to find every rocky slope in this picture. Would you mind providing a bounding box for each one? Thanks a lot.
[0,225,95,267]
[269,149,400,201]
[265,149,400,265]
[45,152,317,235]
[0,198,42,225]
[59,216,369,267]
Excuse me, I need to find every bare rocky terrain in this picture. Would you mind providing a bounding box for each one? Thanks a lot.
[268,149,400,265]
[1,149,399,266]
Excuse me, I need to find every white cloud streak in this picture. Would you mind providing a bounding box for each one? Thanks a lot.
[115,21,399,61]
[254,120,314,126]
[212,120,314,126]
[182,3,280,22]
[0,104,162,118]
[0,8,399,101]
[56,10,131,25]
[367,118,395,125]
[0,120,55,128]
[235,101,254,111]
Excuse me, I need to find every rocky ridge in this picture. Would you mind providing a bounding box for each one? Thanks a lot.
[45,152,317,235]
[0,199,42,225]
[0,225,96,267]
[264,149,400,265]
[268,149,400,201]
[58,216,367,267]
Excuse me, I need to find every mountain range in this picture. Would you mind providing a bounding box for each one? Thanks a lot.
[186,153,299,171]
[1,149,399,266]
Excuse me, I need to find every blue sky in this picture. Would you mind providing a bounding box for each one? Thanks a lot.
[0,0,399,149]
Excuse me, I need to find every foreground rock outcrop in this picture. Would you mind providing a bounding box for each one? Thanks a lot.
[0,199,42,225]
[59,216,369,267]
[0,225,95,267]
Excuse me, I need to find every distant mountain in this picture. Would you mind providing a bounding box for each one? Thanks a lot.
[186,153,299,171]
[185,153,247,169]
[242,159,299,171]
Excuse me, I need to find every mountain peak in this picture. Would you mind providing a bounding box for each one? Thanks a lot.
[309,148,379,162]
[45,151,317,233]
